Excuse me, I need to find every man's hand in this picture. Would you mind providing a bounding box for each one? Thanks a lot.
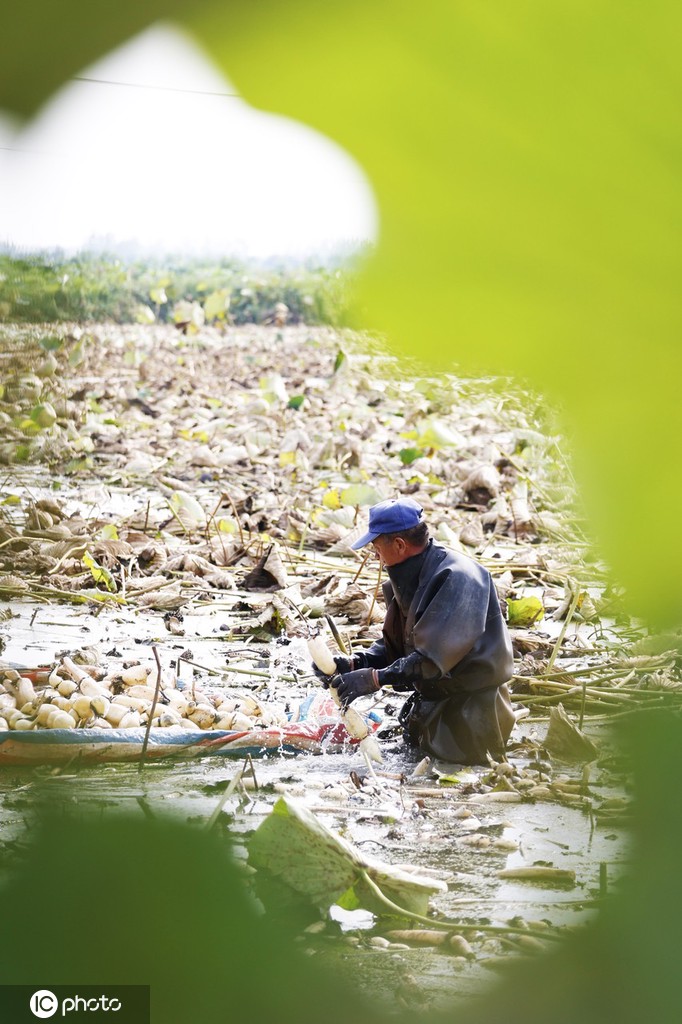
[312,655,355,685]
[335,668,381,705]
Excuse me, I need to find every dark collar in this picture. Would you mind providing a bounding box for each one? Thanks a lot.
[387,540,432,615]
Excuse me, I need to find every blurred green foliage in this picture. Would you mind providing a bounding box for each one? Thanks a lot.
[0,813,387,1024]
[191,0,682,629]
[0,1,195,116]
[1,2,681,1022]
[0,252,355,326]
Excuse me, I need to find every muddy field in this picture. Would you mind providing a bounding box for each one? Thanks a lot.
[1,321,676,1009]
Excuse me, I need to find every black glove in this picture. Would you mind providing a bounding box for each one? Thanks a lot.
[335,668,381,706]
[312,655,355,685]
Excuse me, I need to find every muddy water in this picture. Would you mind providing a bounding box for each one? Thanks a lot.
[0,607,630,1013]
[0,748,628,1013]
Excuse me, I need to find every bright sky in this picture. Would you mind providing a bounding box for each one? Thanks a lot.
[0,23,378,260]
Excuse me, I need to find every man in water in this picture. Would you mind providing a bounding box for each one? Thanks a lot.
[317,497,516,764]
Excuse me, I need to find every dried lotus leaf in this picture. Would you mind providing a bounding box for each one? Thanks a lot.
[35,498,66,520]
[125,575,170,593]
[202,569,237,590]
[243,544,289,590]
[0,575,29,592]
[325,583,384,624]
[137,588,187,611]
[161,553,211,574]
[194,537,241,566]
[459,518,485,548]
[248,796,447,916]
[90,539,134,562]
[544,704,599,763]
[44,538,88,560]
[462,464,500,502]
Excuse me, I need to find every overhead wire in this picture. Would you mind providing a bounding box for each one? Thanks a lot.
[72,76,241,98]
[0,76,242,155]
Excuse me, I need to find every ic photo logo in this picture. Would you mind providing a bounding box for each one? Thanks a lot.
[29,989,123,1017]
[1,985,148,1022]
[30,990,59,1018]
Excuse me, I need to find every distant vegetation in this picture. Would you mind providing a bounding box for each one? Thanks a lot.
[0,251,361,327]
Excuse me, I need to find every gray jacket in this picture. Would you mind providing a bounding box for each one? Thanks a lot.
[366,541,514,695]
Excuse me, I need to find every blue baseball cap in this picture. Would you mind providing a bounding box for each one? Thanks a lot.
[351,497,424,549]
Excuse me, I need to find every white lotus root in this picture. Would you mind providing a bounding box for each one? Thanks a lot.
[307,636,337,676]
[333,700,370,742]
[0,647,374,750]
[121,664,151,686]
[0,656,289,734]
[308,635,382,764]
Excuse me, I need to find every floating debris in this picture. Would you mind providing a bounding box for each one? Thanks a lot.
[497,866,576,887]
